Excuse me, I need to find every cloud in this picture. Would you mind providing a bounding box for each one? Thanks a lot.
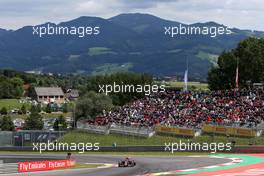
[0,0,263,31]
[117,0,176,9]
[142,0,264,30]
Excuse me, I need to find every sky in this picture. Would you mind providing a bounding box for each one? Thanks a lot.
[0,0,264,31]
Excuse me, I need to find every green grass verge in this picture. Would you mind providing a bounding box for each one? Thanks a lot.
[88,47,117,56]
[71,163,103,169]
[60,131,264,146]
[162,81,209,91]
[60,131,192,146]
[92,63,133,75]
[196,51,218,65]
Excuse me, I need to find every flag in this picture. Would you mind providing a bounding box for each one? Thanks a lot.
[184,69,188,91]
[235,65,239,88]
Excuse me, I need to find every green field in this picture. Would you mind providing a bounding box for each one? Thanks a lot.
[196,51,218,65]
[92,63,133,75]
[163,81,209,90]
[71,163,103,169]
[60,131,263,146]
[88,47,117,56]
[0,99,31,110]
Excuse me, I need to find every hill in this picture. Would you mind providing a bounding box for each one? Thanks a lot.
[0,28,11,37]
[0,13,263,80]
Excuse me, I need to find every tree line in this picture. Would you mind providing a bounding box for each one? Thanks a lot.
[0,70,153,106]
[208,37,264,90]
[0,71,154,130]
[0,75,23,98]
[0,105,67,131]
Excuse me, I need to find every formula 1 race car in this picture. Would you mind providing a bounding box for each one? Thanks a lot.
[118,157,136,167]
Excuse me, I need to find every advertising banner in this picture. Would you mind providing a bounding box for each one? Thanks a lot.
[18,160,76,172]
[156,126,195,137]
[202,125,256,137]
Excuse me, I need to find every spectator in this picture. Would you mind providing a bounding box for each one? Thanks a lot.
[84,88,264,129]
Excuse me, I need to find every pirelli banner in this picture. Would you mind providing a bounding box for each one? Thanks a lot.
[202,125,257,137]
[155,126,195,137]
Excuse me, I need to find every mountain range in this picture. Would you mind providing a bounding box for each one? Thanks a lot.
[0,13,263,80]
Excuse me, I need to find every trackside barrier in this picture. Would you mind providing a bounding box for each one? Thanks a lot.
[155,126,197,137]
[18,159,76,172]
[0,131,66,147]
[109,125,155,138]
[77,122,155,137]
[0,163,17,174]
[77,122,109,134]
[202,125,257,137]
[0,131,13,146]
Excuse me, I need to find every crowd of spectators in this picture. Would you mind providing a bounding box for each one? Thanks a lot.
[92,88,264,129]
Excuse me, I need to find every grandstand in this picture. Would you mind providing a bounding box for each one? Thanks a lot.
[77,88,264,138]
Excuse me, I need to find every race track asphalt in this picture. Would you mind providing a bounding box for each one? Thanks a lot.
[0,154,231,176]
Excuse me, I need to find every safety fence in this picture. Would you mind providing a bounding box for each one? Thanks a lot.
[109,125,155,137]
[0,131,66,147]
[77,122,261,138]
[77,122,155,137]
[0,131,13,146]
[77,122,109,134]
